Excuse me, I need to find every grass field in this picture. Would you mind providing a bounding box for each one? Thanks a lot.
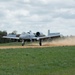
[0,42,25,46]
[0,42,39,46]
[0,46,75,75]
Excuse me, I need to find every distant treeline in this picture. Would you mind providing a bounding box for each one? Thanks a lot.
[0,30,21,43]
[0,31,11,43]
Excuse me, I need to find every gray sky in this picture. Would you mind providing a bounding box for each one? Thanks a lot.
[0,0,75,36]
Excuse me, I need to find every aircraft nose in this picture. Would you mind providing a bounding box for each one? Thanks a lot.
[19,35,23,39]
[19,34,26,39]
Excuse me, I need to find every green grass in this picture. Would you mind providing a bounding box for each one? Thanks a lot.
[0,42,21,46]
[0,46,75,75]
[0,42,34,46]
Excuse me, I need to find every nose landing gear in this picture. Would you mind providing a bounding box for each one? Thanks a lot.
[22,40,25,46]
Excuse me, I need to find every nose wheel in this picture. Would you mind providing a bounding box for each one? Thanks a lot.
[22,40,25,46]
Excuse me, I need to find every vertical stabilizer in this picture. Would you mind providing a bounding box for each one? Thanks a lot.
[48,30,50,36]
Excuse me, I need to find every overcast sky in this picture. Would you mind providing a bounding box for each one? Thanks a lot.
[0,0,75,36]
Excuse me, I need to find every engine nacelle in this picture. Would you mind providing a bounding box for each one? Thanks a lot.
[35,32,45,37]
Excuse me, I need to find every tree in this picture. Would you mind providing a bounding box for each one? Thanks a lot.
[0,31,8,43]
[2,31,7,36]
[11,30,17,35]
[0,31,7,37]
[9,30,17,35]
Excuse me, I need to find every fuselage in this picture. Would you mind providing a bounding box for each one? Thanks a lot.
[19,32,35,39]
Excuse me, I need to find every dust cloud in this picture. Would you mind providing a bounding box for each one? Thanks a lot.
[43,36,75,46]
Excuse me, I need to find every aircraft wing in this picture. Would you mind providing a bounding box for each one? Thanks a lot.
[3,36,19,39]
[36,36,51,39]
[31,34,60,40]
[30,36,51,40]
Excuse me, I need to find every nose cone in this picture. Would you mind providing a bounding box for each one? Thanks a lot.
[19,34,24,39]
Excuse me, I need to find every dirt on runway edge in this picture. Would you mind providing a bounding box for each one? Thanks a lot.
[0,46,50,49]
[0,45,74,49]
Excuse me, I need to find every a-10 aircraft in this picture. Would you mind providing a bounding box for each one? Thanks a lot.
[3,30,60,46]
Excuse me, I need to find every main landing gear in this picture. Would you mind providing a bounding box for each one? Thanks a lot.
[21,39,42,46]
[39,39,42,46]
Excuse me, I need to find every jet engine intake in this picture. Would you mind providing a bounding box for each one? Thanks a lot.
[35,32,44,37]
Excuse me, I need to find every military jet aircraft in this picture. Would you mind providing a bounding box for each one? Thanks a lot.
[3,30,60,46]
